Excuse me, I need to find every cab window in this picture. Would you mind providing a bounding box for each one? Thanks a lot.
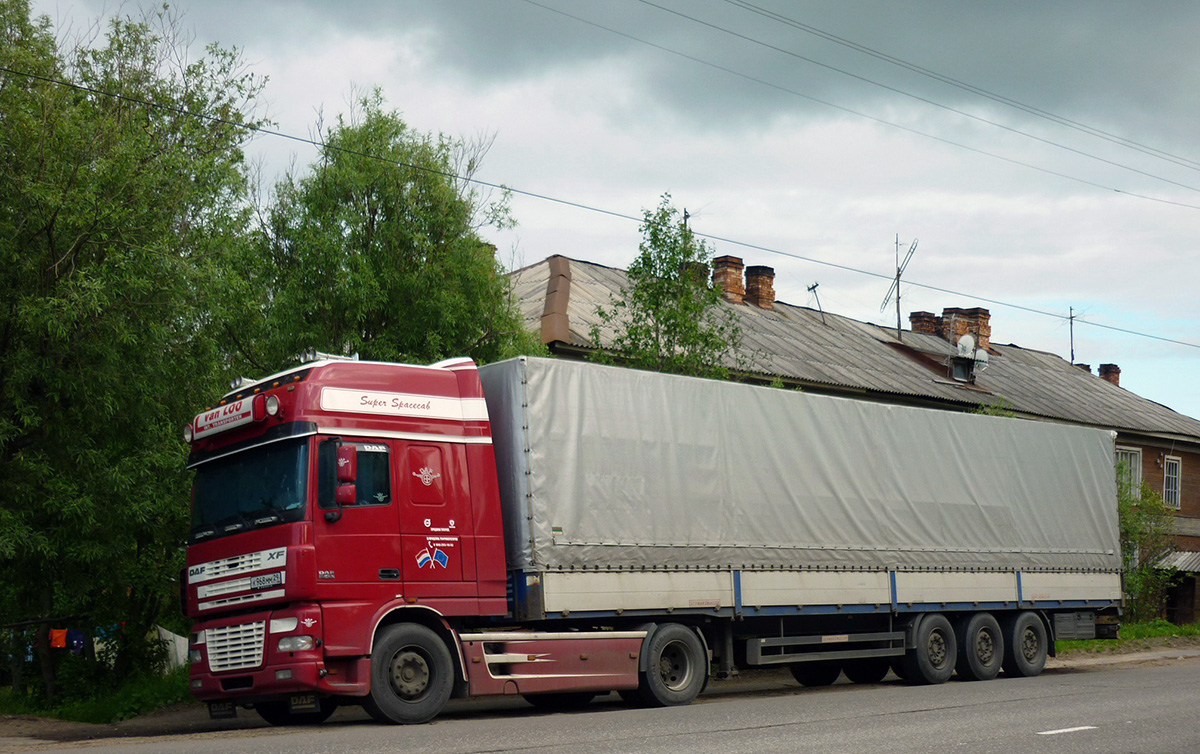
[318,440,392,508]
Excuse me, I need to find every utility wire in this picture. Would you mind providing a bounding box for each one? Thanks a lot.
[635,0,1200,195]
[723,0,1200,174]
[522,0,1200,212]
[3,63,1197,351]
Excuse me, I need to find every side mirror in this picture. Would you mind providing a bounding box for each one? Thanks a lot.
[325,442,358,523]
[336,445,357,484]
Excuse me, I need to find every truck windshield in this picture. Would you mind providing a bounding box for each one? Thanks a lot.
[190,438,309,543]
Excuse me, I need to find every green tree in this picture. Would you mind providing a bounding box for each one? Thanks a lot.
[0,0,264,700]
[245,90,538,370]
[1118,477,1177,623]
[592,194,741,378]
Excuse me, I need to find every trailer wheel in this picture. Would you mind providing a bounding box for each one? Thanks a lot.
[789,661,842,687]
[842,658,890,685]
[956,613,1003,681]
[902,613,956,685]
[255,698,337,726]
[522,692,597,711]
[1001,611,1047,678]
[637,624,707,707]
[362,623,454,724]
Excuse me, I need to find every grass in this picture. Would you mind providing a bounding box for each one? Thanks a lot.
[0,666,192,724]
[1056,619,1200,654]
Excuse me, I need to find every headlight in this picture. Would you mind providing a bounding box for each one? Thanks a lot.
[277,635,315,652]
[189,649,203,664]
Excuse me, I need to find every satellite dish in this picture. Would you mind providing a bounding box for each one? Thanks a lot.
[957,333,976,358]
[974,349,990,370]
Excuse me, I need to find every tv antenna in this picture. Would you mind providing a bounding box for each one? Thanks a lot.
[880,235,918,339]
[807,282,826,325]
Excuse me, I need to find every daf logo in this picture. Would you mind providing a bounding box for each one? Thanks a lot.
[188,565,206,578]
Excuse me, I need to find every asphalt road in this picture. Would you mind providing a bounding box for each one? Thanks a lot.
[9,657,1200,754]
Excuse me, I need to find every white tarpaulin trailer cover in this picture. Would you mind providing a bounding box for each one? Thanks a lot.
[478,357,1120,574]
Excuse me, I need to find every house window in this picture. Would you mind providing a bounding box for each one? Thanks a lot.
[1164,456,1182,510]
[1115,447,1142,498]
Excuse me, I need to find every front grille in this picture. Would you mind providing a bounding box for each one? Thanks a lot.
[207,621,265,673]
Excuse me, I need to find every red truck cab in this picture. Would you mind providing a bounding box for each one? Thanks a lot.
[184,356,510,722]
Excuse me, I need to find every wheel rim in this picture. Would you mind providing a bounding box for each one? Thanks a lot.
[1020,627,1040,663]
[927,630,948,668]
[658,639,694,692]
[389,646,432,700]
[975,629,996,664]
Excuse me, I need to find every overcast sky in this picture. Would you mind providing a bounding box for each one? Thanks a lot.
[32,0,1200,420]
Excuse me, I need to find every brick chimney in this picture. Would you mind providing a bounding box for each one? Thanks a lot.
[909,311,941,336]
[940,307,991,350]
[744,265,776,310]
[712,255,744,304]
[1099,363,1121,387]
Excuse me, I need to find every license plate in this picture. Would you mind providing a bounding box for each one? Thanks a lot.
[208,701,237,719]
[289,693,318,712]
[249,572,283,591]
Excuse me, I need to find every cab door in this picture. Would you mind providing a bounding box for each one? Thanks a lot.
[398,443,476,598]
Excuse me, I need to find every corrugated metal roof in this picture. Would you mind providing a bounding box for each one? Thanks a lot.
[509,256,1200,443]
[1159,551,1200,573]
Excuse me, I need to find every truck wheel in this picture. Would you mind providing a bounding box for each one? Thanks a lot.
[1001,611,1047,677]
[255,698,337,726]
[956,613,1003,681]
[637,624,707,707]
[843,658,890,684]
[522,692,597,711]
[362,623,454,724]
[789,661,842,687]
[901,613,956,685]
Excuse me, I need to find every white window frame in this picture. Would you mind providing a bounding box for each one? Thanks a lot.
[1115,446,1142,499]
[1164,456,1182,510]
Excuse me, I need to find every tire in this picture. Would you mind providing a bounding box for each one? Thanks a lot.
[522,692,597,711]
[637,624,707,707]
[842,658,891,685]
[901,613,956,685]
[789,661,842,687]
[1001,611,1047,678]
[362,623,454,724]
[956,613,1003,681]
[255,698,337,726]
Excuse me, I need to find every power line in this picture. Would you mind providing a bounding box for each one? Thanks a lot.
[521,1,1200,212]
[633,0,1200,195]
[722,0,1200,174]
[3,64,1198,352]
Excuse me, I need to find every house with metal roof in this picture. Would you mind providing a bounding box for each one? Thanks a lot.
[511,253,1200,623]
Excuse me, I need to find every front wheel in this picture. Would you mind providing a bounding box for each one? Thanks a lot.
[637,624,707,707]
[362,623,454,724]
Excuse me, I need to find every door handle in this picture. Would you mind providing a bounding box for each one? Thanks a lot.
[378,568,400,580]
